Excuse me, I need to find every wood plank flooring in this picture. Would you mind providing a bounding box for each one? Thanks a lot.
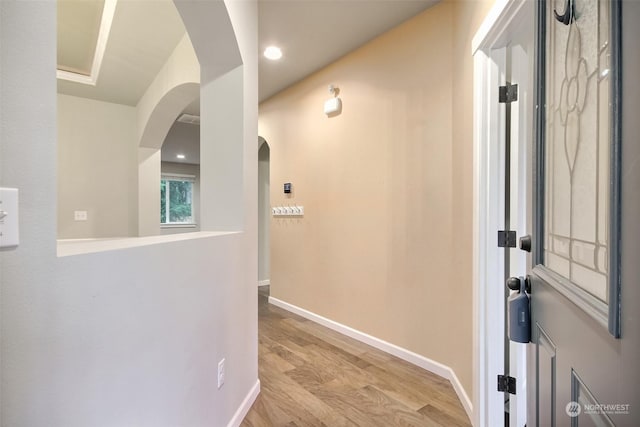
[241,287,471,427]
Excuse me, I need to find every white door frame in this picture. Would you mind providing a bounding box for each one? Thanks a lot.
[472,0,533,426]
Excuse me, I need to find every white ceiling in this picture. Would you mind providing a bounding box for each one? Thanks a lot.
[58,0,439,105]
[161,121,200,165]
[57,0,105,75]
[57,0,186,106]
[258,0,439,102]
[57,0,439,164]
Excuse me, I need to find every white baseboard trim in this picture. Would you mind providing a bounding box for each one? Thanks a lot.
[268,297,473,421]
[226,379,260,427]
[258,280,270,287]
[449,368,473,421]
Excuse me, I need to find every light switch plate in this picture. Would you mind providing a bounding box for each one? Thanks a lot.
[0,187,19,248]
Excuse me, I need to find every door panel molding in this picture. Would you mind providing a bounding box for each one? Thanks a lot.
[536,324,556,427]
[571,369,615,427]
[532,265,608,330]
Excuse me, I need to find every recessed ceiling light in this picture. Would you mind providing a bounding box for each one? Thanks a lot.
[177,154,185,159]
[264,46,283,60]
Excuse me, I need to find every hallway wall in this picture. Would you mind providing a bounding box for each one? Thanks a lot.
[449,0,496,399]
[259,0,493,401]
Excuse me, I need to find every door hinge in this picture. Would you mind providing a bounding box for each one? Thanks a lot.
[497,375,517,395]
[498,230,517,248]
[499,83,518,103]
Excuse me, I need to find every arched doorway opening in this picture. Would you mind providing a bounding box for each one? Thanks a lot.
[258,137,271,286]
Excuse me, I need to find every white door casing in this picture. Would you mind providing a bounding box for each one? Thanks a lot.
[472,0,535,425]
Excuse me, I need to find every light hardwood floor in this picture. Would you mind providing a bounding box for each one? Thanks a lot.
[241,287,471,426]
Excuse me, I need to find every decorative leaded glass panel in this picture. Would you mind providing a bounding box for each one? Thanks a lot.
[544,0,611,302]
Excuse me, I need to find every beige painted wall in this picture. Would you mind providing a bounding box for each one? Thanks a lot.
[449,0,496,398]
[259,0,493,399]
[58,94,138,239]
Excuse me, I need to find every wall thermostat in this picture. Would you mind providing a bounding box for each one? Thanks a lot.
[284,183,292,194]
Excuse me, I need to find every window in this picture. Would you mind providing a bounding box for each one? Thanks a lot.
[161,174,195,225]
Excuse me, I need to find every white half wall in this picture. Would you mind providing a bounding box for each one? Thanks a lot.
[0,1,259,427]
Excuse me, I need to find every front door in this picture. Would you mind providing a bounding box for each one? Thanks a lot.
[526,1,638,425]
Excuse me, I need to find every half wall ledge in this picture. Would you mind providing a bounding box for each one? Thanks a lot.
[57,231,239,257]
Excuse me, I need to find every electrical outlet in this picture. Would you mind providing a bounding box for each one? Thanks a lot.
[74,210,88,221]
[217,358,225,389]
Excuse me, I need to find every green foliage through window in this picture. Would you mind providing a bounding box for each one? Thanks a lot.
[161,177,194,224]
